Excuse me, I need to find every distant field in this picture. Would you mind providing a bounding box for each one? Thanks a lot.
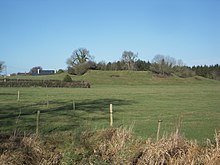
[0,71,220,142]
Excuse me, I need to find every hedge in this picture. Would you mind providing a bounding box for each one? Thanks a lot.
[0,79,91,88]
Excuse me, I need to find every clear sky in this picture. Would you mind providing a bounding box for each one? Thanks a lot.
[0,0,220,74]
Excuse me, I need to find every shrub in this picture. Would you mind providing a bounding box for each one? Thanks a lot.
[68,61,96,75]
[174,66,196,78]
[73,63,89,75]
[56,69,65,74]
[63,74,72,82]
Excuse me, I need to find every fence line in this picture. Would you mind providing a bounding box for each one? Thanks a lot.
[1,91,201,141]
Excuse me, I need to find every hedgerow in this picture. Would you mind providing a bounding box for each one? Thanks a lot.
[0,79,90,88]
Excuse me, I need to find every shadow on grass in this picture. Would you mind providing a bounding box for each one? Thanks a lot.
[0,99,135,134]
[76,98,132,112]
[0,93,17,96]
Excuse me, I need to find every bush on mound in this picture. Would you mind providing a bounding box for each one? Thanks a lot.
[63,74,72,82]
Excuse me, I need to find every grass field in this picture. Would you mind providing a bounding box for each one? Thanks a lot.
[0,71,220,142]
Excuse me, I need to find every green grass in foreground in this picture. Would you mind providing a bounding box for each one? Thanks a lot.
[1,71,220,142]
[0,82,220,142]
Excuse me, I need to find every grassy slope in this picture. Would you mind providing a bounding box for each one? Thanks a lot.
[0,70,220,142]
[7,70,218,85]
[75,70,219,85]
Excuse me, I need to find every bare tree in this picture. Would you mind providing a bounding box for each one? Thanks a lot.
[121,51,138,70]
[151,55,176,68]
[150,55,176,75]
[0,61,5,73]
[67,48,92,67]
[177,59,184,67]
[66,48,93,75]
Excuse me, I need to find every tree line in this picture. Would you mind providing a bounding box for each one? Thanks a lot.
[66,48,220,80]
[192,64,220,80]
[1,48,220,80]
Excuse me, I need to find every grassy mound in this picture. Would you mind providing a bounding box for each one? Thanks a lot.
[6,70,219,86]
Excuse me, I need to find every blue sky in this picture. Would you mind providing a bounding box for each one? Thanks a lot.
[0,0,220,74]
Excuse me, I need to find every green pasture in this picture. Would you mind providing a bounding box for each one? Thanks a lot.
[0,71,220,142]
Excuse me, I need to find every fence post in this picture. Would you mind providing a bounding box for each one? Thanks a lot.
[72,100,75,110]
[17,90,20,101]
[110,104,113,127]
[36,111,40,137]
[14,108,21,137]
[157,120,162,141]
[216,130,219,152]
[47,95,49,108]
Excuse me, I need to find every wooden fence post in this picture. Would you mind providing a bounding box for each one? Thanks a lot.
[72,100,75,110]
[47,95,49,108]
[216,130,219,152]
[17,90,20,101]
[157,120,162,141]
[110,104,113,127]
[14,108,21,137]
[36,111,40,137]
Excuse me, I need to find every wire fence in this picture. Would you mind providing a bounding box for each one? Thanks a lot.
[1,88,217,141]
